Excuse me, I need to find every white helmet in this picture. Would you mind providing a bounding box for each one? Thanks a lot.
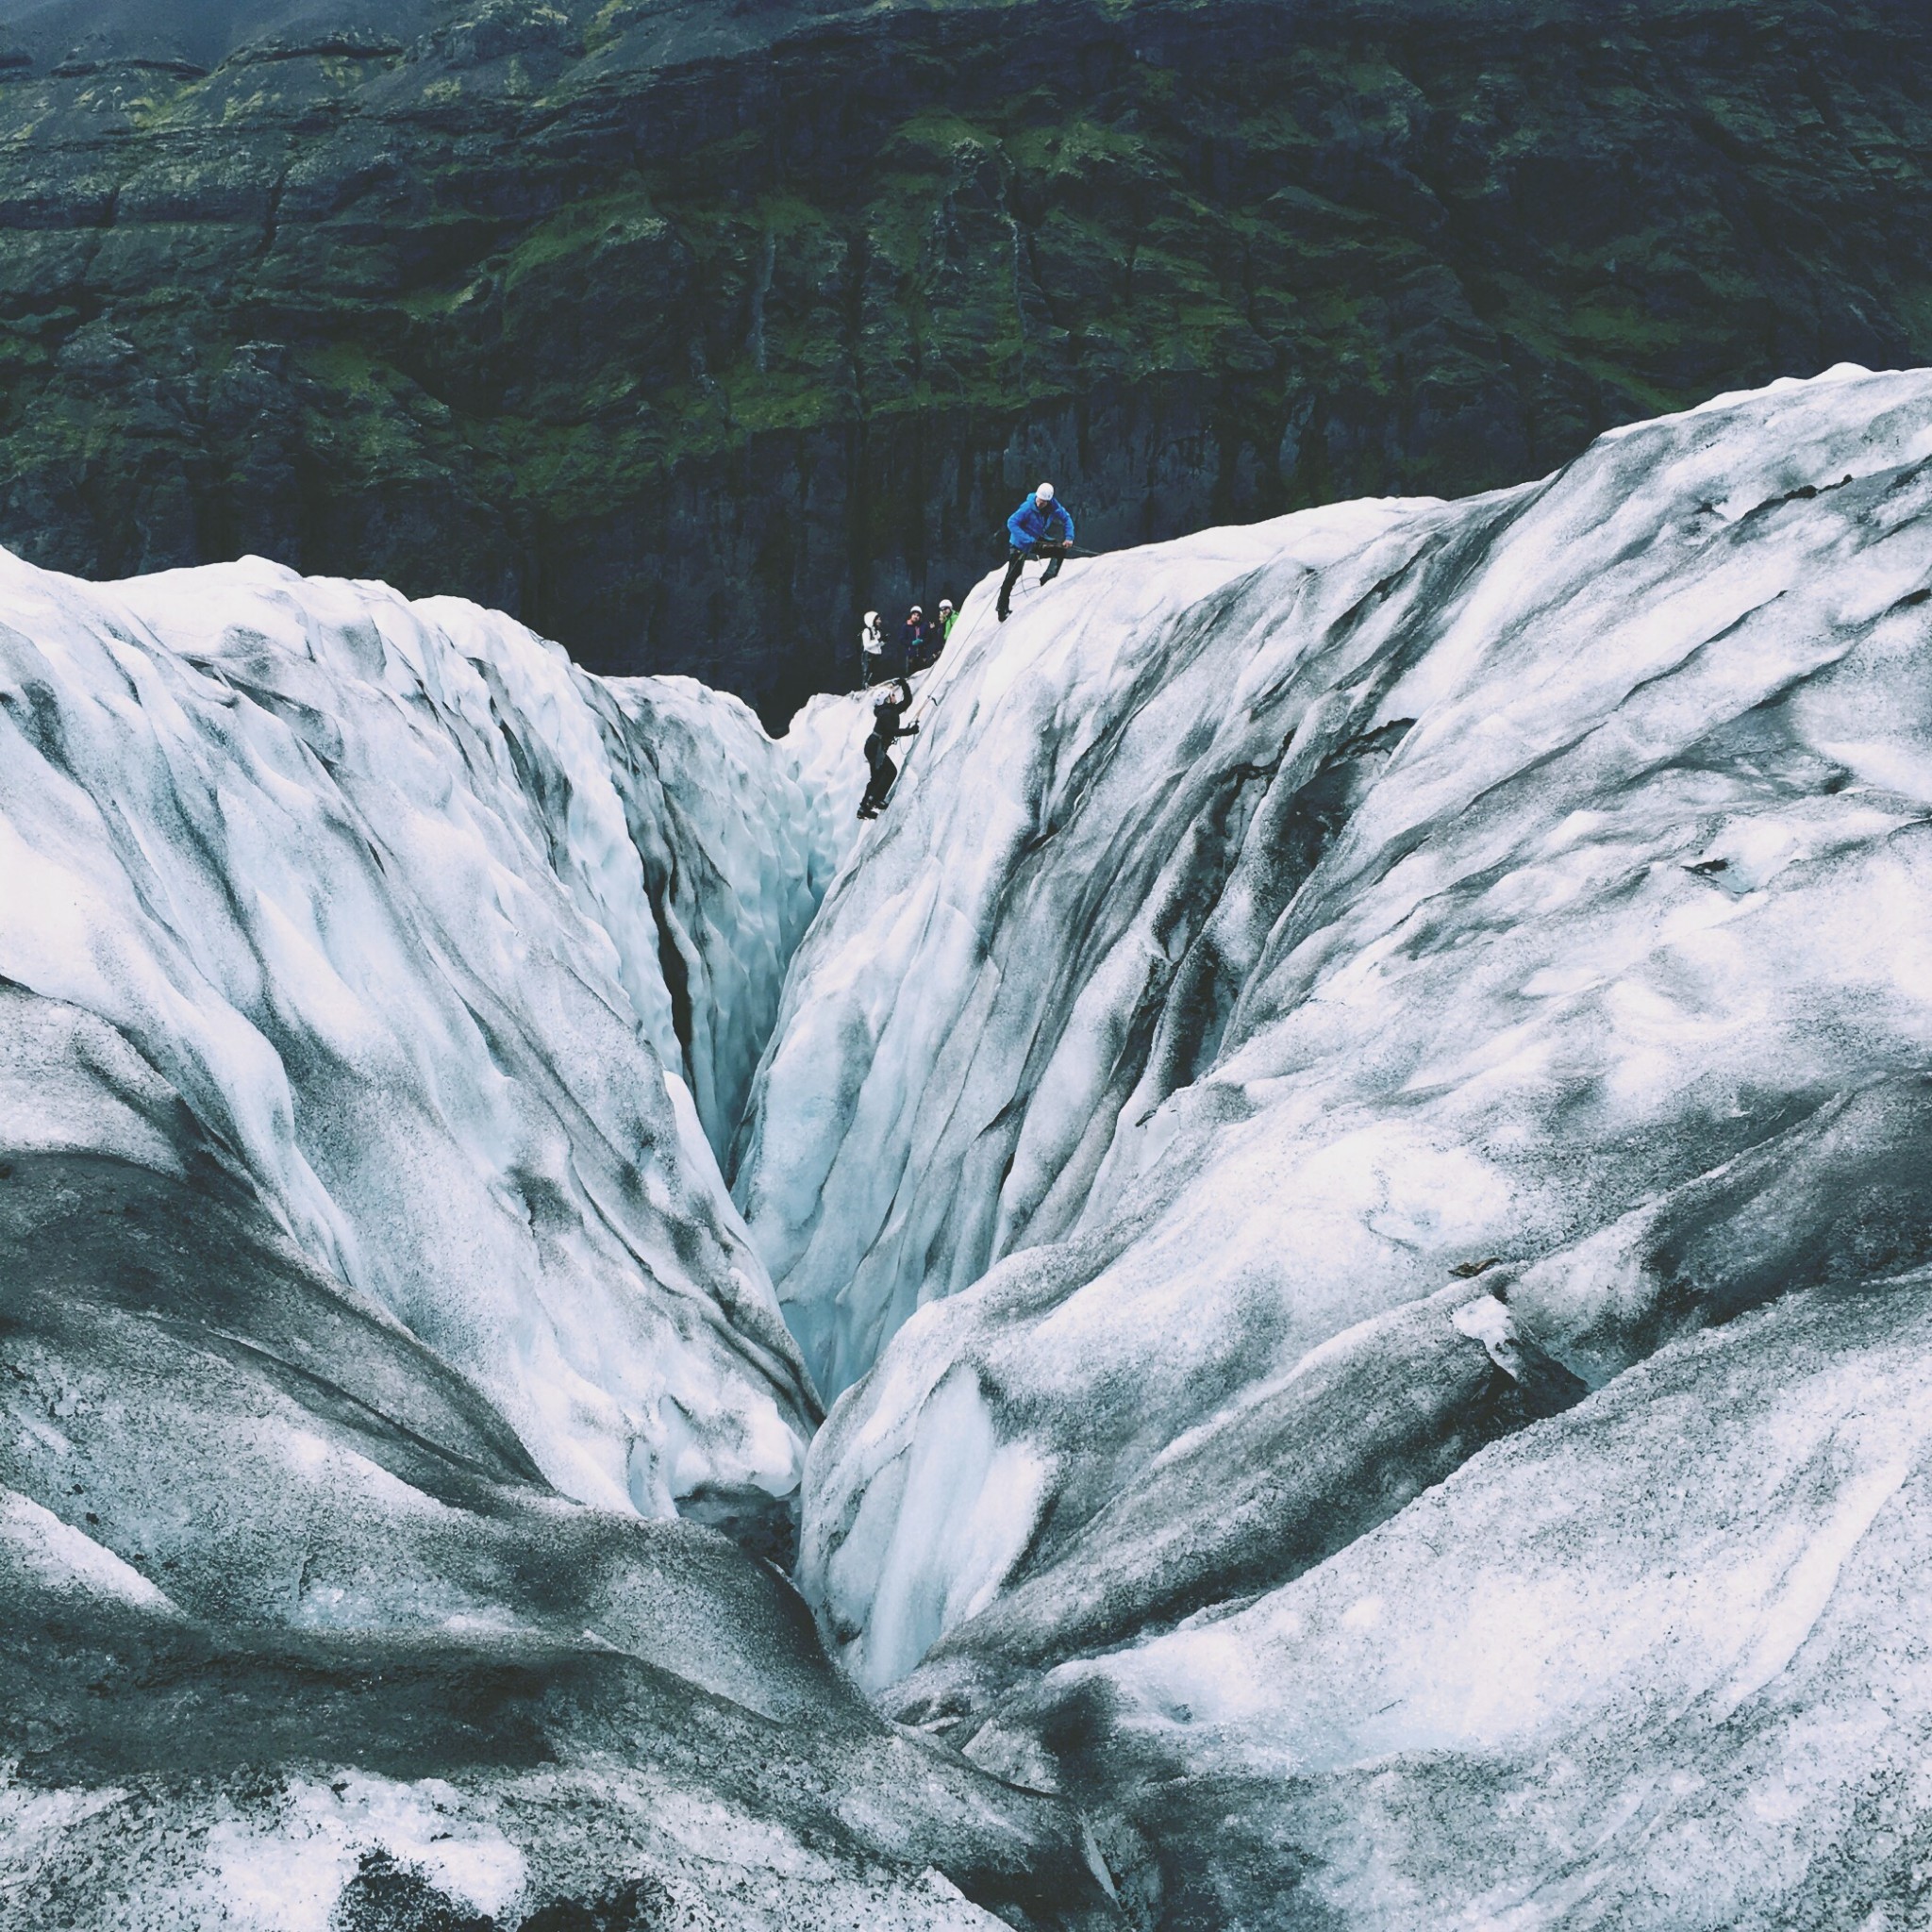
[864,610,878,625]
[939,598,955,612]
[909,605,923,616]
[1036,481,1055,502]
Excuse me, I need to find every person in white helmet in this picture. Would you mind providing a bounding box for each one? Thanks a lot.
[908,595,957,670]
[998,482,1075,621]
[858,608,886,687]
[906,597,955,674]
[857,676,918,819]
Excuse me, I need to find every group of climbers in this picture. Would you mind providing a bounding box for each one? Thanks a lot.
[858,598,956,687]
[853,481,1081,818]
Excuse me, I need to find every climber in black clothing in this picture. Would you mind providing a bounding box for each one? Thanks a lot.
[857,677,918,819]
[900,606,929,673]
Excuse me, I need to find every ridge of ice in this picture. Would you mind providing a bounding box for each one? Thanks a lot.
[12,362,1932,1928]
[726,365,1932,1922]
[0,552,823,1515]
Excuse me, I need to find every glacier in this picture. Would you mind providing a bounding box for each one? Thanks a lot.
[10,364,1932,1930]
[0,553,824,1523]
[730,366,1932,1926]
[0,554,1116,1928]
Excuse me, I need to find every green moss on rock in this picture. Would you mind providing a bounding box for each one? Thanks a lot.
[0,0,1928,722]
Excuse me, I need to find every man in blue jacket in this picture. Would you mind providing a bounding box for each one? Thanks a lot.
[997,482,1074,622]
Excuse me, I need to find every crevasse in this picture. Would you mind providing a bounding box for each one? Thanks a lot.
[0,552,843,1524]
[733,366,1932,1925]
[12,367,1932,1932]
[0,544,1123,1929]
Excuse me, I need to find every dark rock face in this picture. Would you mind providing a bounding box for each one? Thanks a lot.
[1,0,1929,722]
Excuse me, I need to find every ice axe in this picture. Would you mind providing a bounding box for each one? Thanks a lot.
[1007,541,1098,559]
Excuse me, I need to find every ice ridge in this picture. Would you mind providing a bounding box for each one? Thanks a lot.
[0,553,824,1519]
[0,548,1136,1924]
[11,363,1932,1931]
[728,365,1932,1927]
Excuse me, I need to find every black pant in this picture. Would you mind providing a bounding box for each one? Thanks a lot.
[997,546,1063,617]
[858,746,898,815]
[861,651,884,686]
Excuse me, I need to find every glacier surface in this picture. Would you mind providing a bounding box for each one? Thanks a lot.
[12,364,1932,1931]
[0,553,822,1519]
[730,366,1932,1926]
[0,553,1117,1928]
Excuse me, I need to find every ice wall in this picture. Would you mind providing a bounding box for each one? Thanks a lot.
[735,367,1932,1924]
[0,553,818,1520]
[778,686,875,892]
[731,517,1340,1393]
[0,551,1127,1930]
[575,668,830,1159]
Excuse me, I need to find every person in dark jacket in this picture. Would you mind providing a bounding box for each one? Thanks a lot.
[900,605,929,674]
[908,601,951,672]
[997,483,1075,621]
[857,677,918,819]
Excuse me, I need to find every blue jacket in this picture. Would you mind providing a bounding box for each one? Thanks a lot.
[1007,494,1074,550]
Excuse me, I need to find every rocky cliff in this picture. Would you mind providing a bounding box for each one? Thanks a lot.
[2,0,1929,720]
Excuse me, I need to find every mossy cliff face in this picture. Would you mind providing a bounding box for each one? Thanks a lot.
[2,0,1929,719]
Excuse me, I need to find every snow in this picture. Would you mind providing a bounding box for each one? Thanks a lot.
[13,361,1932,1928]
[831,1366,1053,1689]
[778,686,875,890]
[758,667,948,973]
[0,1490,183,1617]
[1012,1278,1932,1927]
[724,367,1932,1922]
[732,508,1426,1395]
[200,1775,528,1932]
[0,551,1114,1931]
[0,552,818,1516]
[571,667,825,1161]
